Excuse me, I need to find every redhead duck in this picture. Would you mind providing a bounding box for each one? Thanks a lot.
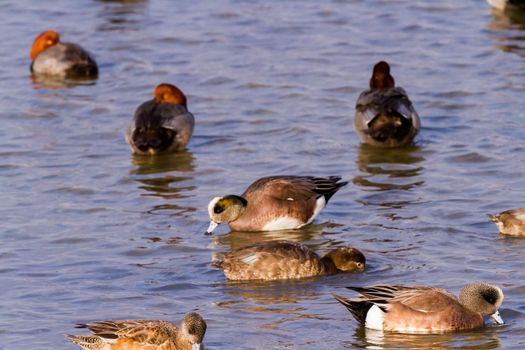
[334,283,504,333]
[206,176,348,234]
[30,30,98,79]
[214,240,365,281]
[489,208,525,236]
[67,312,206,350]
[354,61,420,147]
[125,83,195,155]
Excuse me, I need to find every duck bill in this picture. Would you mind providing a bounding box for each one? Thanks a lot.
[205,221,219,235]
[192,343,202,350]
[490,310,504,325]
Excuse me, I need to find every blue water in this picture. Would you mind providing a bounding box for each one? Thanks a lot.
[1,0,525,349]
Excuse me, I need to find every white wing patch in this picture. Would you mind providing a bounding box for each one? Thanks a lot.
[262,217,303,231]
[515,212,525,221]
[286,197,294,201]
[241,254,258,265]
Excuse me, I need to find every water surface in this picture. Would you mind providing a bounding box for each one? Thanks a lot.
[1,0,525,349]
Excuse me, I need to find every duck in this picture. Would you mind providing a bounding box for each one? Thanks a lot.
[30,30,98,79]
[353,61,420,148]
[334,283,504,333]
[66,312,206,350]
[125,83,195,155]
[489,208,525,236]
[214,240,365,281]
[206,175,348,234]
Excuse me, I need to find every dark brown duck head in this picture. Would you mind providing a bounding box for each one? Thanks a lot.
[30,30,60,61]
[321,247,366,274]
[369,61,395,89]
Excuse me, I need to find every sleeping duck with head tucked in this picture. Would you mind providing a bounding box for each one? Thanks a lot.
[354,61,420,148]
[126,83,195,155]
[30,30,98,79]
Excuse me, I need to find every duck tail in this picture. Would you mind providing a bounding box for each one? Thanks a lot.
[314,176,348,202]
[333,293,372,325]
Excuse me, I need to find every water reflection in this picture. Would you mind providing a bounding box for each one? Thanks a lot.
[130,151,195,175]
[487,7,525,56]
[210,222,343,252]
[215,281,323,329]
[30,74,98,90]
[95,0,148,32]
[352,144,425,209]
[130,151,196,216]
[347,326,501,349]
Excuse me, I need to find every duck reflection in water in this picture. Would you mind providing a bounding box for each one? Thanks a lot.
[210,221,342,251]
[95,0,148,32]
[130,151,196,217]
[353,144,425,210]
[215,277,324,331]
[346,326,502,350]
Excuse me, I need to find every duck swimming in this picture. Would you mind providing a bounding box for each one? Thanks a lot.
[66,312,206,350]
[30,30,98,79]
[334,283,504,333]
[354,61,420,147]
[126,83,195,155]
[489,208,525,236]
[214,240,365,281]
[206,175,347,233]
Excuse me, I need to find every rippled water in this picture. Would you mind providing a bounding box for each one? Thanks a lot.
[1,0,525,349]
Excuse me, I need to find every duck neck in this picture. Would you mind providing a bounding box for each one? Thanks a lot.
[174,329,193,350]
[320,256,338,275]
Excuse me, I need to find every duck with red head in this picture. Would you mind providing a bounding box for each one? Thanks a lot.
[125,83,195,155]
[30,30,98,79]
[354,61,420,148]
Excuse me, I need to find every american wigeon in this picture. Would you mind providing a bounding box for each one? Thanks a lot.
[206,175,348,234]
[489,208,525,236]
[334,283,504,333]
[30,30,98,78]
[354,61,420,148]
[214,240,365,281]
[125,83,195,155]
[66,312,206,350]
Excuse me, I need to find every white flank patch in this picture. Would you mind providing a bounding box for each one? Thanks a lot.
[305,196,326,225]
[365,304,385,331]
[262,217,303,231]
[515,212,525,221]
[241,254,258,265]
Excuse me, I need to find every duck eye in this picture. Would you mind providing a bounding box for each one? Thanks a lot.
[214,205,224,214]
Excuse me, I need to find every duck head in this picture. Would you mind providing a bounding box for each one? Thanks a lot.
[322,247,366,273]
[206,195,247,234]
[459,283,504,325]
[30,30,60,61]
[369,60,395,89]
[179,312,207,350]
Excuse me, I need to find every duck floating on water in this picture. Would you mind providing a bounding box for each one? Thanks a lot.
[126,83,195,155]
[30,30,98,79]
[354,61,420,148]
